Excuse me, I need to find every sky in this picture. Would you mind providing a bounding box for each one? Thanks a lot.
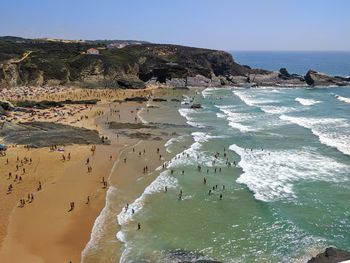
[1,0,349,51]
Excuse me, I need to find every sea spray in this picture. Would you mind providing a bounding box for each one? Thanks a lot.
[280,115,350,156]
[229,144,349,201]
[295,97,321,106]
[335,94,350,104]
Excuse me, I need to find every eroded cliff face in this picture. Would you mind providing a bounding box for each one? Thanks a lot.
[0,40,251,89]
[0,38,349,89]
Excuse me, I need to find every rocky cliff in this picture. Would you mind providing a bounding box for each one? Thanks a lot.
[0,36,348,88]
[0,37,252,89]
[307,247,350,263]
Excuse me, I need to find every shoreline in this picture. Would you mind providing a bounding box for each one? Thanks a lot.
[0,86,174,262]
[82,88,189,262]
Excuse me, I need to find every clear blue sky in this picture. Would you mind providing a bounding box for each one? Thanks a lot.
[1,0,349,51]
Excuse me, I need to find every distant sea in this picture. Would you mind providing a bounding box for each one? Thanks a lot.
[231,51,350,77]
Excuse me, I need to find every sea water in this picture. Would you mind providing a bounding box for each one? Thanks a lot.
[232,51,350,77]
[117,86,350,262]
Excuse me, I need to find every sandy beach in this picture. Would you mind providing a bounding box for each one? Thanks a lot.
[0,85,177,262]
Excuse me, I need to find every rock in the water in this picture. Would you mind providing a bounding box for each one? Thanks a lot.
[279,67,291,78]
[190,103,202,109]
[307,247,350,263]
[305,70,348,86]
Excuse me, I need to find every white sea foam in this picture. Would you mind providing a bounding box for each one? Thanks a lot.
[181,95,192,105]
[335,95,350,104]
[216,112,226,119]
[229,144,349,202]
[168,132,226,168]
[178,108,205,128]
[117,171,178,226]
[280,115,350,156]
[202,87,219,98]
[82,186,118,258]
[164,135,187,153]
[233,90,279,107]
[136,108,148,124]
[295,97,321,106]
[233,90,299,115]
[259,105,299,114]
[228,122,253,132]
[215,105,256,132]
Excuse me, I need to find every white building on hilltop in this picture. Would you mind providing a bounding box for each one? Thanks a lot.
[86,48,99,55]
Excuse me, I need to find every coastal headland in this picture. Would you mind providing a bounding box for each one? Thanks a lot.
[0,36,349,90]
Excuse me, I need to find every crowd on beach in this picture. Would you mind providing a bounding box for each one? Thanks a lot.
[0,86,72,102]
[4,144,108,211]
[0,85,156,102]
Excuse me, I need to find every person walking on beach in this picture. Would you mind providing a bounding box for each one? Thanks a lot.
[69,202,75,212]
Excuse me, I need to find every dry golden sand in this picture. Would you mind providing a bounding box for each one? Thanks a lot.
[0,86,172,262]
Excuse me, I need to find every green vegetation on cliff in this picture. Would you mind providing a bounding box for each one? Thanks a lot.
[0,36,251,88]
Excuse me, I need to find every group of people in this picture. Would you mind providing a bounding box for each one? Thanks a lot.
[121,143,234,231]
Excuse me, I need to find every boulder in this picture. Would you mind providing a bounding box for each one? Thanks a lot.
[0,105,6,116]
[0,100,14,111]
[305,70,347,86]
[186,75,212,87]
[190,103,202,109]
[166,78,186,88]
[279,67,291,78]
[115,77,146,89]
[307,247,350,263]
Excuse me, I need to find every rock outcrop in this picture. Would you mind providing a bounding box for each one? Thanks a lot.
[305,70,348,86]
[0,121,104,147]
[0,101,14,111]
[307,247,350,263]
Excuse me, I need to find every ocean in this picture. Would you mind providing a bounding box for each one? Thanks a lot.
[116,86,350,262]
[231,51,350,77]
[96,54,350,263]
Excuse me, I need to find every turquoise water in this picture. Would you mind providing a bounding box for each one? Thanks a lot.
[118,87,350,262]
[232,51,350,77]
